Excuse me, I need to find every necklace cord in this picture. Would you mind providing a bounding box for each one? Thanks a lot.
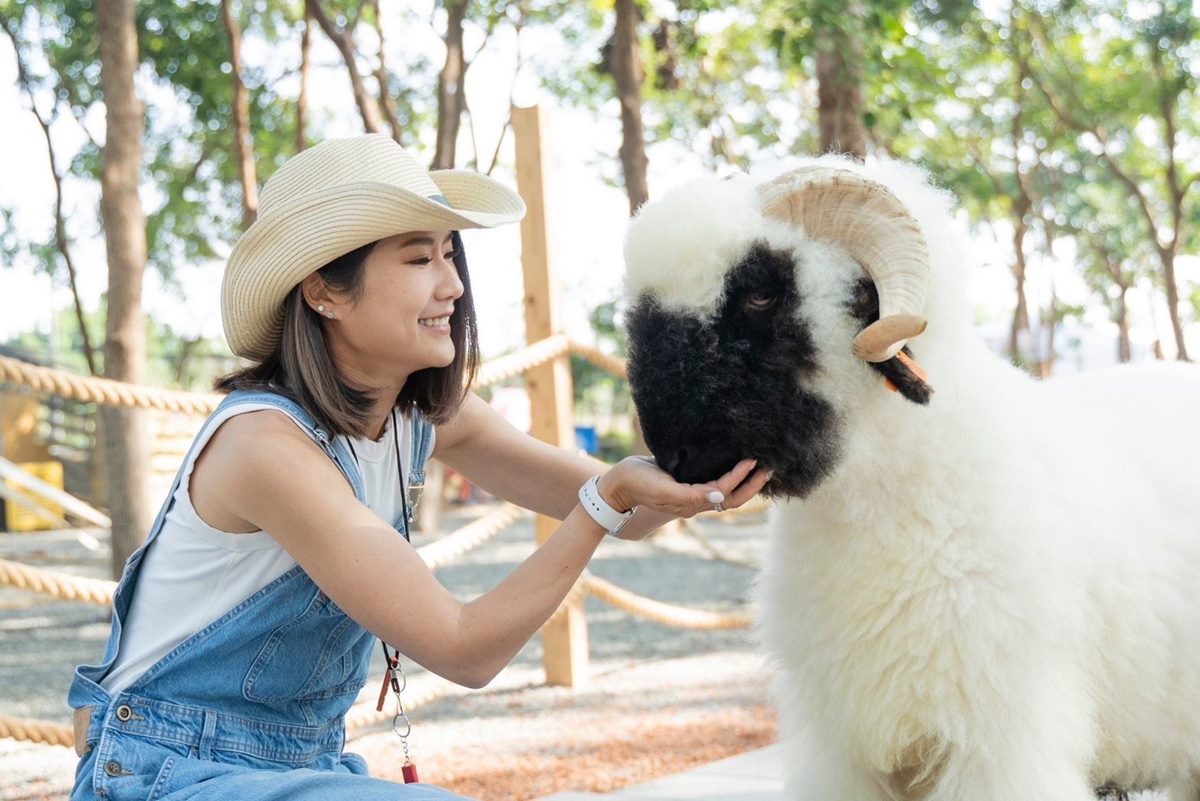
[346,407,417,769]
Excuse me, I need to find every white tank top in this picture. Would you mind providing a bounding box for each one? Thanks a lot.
[100,403,431,694]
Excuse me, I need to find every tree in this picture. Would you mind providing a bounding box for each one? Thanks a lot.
[220,0,258,227]
[305,0,385,134]
[433,0,469,168]
[1025,0,1197,361]
[0,7,99,374]
[96,0,153,576]
[608,0,650,212]
[813,0,867,158]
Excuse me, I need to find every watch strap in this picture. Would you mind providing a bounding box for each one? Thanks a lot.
[578,475,635,536]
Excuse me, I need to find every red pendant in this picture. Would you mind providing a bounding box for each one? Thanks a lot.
[402,763,419,784]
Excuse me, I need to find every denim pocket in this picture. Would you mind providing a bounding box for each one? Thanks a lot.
[146,756,177,801]
[242,589,371,703]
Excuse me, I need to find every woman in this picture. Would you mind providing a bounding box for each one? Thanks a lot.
[67,135,769,800]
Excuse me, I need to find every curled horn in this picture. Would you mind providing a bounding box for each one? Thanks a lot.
[756,166,931,362]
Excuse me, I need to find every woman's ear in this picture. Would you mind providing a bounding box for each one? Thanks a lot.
[301,273,337,319]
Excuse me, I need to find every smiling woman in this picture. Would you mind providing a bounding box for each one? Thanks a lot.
[65,134,772,801]
[215,229,480,437]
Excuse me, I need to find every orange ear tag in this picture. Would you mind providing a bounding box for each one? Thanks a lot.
[884,350,929,393]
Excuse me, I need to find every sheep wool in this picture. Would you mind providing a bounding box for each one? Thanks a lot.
[622,156,1200,801]
[624,174,762,318]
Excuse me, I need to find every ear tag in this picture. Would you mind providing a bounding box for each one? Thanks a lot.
[884,350,929,393]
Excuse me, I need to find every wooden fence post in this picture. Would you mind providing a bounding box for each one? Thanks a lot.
[511,104,589,688]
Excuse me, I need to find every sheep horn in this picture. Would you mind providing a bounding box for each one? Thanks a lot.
[756,166,930,362]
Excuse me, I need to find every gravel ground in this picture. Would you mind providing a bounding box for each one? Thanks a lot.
[0,505,775,800]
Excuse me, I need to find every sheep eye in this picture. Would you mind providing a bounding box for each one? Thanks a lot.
[743,293,777,312]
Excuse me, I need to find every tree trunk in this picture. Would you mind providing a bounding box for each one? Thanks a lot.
[306,0,384,134]
[815,2,866,160]
[1009,217,1030,365]
[1160,248,1189,361]
[296,11,311,152]
[97,0,153,578]
[370,0,405,144]
[1012,191,1032,364]
[1116,285,1131,363]
[1038,287,1057,379]
[432,0,469,169]
[611,0,649,214]
[220,0,258,228]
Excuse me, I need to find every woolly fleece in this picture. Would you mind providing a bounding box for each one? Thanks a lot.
[622,157,1200,801]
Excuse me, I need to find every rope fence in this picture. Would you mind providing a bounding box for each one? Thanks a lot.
[0,334,767,751]
[474,334,571,388]
[2,335,623,409]
[0,355,221,415]
[0,558,115,606]
[0,714,74,749]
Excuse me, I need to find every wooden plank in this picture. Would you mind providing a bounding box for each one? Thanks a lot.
[0,456,112,529]
[511,104,589,688]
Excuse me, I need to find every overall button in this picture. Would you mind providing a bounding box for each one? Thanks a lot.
[103,760,131,777]
[114,704,133,722]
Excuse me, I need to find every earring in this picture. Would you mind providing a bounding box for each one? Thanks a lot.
[326,311,335,319]
[317,304,325,313]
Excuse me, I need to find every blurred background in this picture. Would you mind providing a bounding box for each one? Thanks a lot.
[0,0,1196,549]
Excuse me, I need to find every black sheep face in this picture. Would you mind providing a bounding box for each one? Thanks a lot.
[626,243,842,499]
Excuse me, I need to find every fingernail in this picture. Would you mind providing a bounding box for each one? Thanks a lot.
[706,490,725,503]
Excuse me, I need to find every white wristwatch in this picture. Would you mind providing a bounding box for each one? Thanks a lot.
[578,475,636,537]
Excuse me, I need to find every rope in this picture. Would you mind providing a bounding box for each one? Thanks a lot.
[0,558,115,606]
[567,341,627,379]
[0,355,221,414]
[417,504,524,569]
[474,334,570,388]
[1,337,626,414]
[582,572,754,630]
[0,714,74,749]
[0,506,523,604]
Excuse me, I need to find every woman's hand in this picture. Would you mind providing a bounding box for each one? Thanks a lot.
[595,455,770,536]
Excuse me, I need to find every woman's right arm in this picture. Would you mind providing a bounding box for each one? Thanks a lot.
[190,410,760,688]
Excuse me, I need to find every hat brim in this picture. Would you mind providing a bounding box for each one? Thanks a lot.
[223,170,525,361]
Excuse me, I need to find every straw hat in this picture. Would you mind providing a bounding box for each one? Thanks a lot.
[222,134,526,361]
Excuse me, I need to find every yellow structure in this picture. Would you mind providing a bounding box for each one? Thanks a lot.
[3,460,65,532]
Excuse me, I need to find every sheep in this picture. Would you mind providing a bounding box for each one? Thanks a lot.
[620,156,1200,801]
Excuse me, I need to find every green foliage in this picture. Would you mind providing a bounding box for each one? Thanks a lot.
[2,302,231,390]
[2,0,1197,381]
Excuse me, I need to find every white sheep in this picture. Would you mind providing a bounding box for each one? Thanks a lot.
[620,157,1200,801]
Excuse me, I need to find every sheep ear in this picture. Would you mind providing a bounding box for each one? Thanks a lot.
[872,349,934,405]
[757,166,930,362]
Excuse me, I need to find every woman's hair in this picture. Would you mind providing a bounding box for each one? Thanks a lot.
[215,231,480,437]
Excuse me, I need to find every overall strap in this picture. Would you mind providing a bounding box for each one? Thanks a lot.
[69,389,369,710]
[225,390,367,503]
[402,407,435,534]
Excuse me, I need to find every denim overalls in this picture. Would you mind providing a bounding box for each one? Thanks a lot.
[68,390,470,800]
